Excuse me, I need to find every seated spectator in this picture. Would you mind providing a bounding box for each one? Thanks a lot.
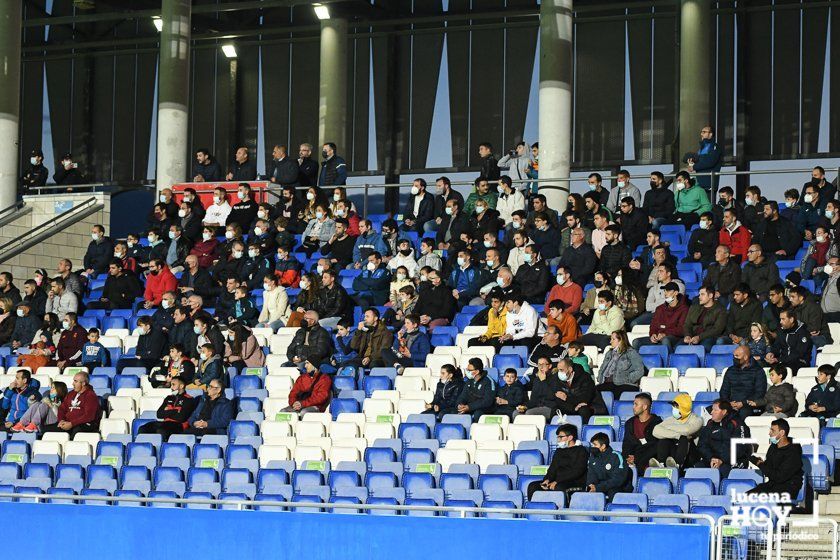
[257,275,290,330]
[526,423,589,501]
[238,243,273,292]
[499,292,543,349]
[494,368,526,418]
[80,328,109,369]
[719,346,766,422]
[155,343,196,387]
[449,250,482,308]
[671,172,711,227]
[124,316,167,372]
[381,314,430,371]
[464,177,498,215]
[8,302,39,352]
[545,300,581,344]
[144,259,178,309]
[796,182,826,237]
[281,361,332,416]
[55,313,88,370]
[513,245,552,305]
[529,211,562,265]
[13,380,66,433]
[83,224,114,278]
[766,308,812,373]
[621,393,662,469]
[745,322,770,360]
[352,252,392,307]
[274,246,302,288]
[751,364,797,418]
[743,244,780,301]
[138,375,197,440]
[578,272,611,326]
[754,201,801,260]
[586,432,632,500]
[164,224,191,273]
[789,286,833,348]
[151,290,176,332]
[598,224,632,277]
[704,245,741,307]
[694,399,751,478]
[178,255,216,302]
[800,225,831,283]
[526,324,568,369]
[545,266,582,316]
[712,186,743,226]
[579,290,624,349]
[436,198,470,254]
[213,277,239,325]
[595,330,645,400]
[22,279,47,318]
[631,282,688,351]
[515,356,561,421]
[169,306,198,359]
[185,379,233,435]
[613,267,646,324]
[188,343,224,390]
[286,310,333,368]
[2,369,41,431]
[42,372,100,437]
[802,364,840,423]
[467,289,507,349]
[426,364,464,420]
[414,270,457,331]
[388,239,418,279]
[346,308,393,368]
[719,208,751,263]
[684,212,719,265]
[353,220,389,268]
[415,238,443,277]
[566,341,592,375]
[88,259,141,310]
[821,260,840,323]
[616,196,648,251]
[229,286,258,327]
[0,298,15,347]
[224,324,265,375]
[177,200,203,244]
[496,175,526,226]
[723,284,764,345]
[113,241,138,274]
[636,263,686,327]
[680,286,726,352]
[299,204,336,258]
[384,285,417,330]
[312,269,352,329]
[388,266,412,308]
[555,357,598,422]
[747,419,803,502]
[651,393,703,468]
[320,218,355,270]
[456,357,496,422]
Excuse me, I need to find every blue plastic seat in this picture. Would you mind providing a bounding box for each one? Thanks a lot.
[492,354,523,370]
[365,471,399,491]
[292,469,325,493]
[364,447,397,467]
[637,477,672,504]
[363,376,393,397]
[440,472,474,493]
[705,353,732,372]
[232,375,262,396]
[403,472,435,497]
[398,422,431,443]
[329,398,360,419]
[668,353,701,373]
[565,492,606,521]
[433,423,467,446]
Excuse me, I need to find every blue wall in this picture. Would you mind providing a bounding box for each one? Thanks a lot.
[0,503,712,560]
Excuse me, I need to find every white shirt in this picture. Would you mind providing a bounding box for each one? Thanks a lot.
[388,253,418,277]
[505,301,544,340]
[412,195,422,219]
[204,202,232,226]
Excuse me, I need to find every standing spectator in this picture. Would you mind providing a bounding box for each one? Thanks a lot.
[643,172,674,230]
[497,142,531,186]
[622,393,662,469]
[42,372,100,437]
[719,346,767,421]
[318,142,347,186]
[297,143,319,187]
[268,144,300,186]
[496,176,526,226]
[21,148,48,192]
[651,393,703,468]
[686,125,722,192]
[53,152,83,186]
[478,142,500,181]
[83,225,114,278]
[226,183,259,229]
[192,148,222,182]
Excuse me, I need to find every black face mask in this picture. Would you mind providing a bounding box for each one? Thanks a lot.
[650,181,657,189]
[594,280,603,288]
[399,249,412,256]
[322,151,329,159]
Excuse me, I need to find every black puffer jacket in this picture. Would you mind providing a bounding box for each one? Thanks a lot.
[643,184,675,219]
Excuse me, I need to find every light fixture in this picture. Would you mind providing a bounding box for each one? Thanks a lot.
[221,44,237,58]
[152,16,163,33]
[313,3,330,20]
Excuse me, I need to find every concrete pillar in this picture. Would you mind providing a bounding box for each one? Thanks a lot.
[538,0,573,212]
[0,2,22,208]
[318,19,348,158]
[156,0,191,193]
[678,0,712,167]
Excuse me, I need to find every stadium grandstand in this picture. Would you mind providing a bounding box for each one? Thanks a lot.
[2,1,840,559]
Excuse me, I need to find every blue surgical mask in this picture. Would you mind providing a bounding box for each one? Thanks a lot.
[557,440,568,449]
[671,407,682,419]
[769,436,779,445]
[558,372,568,382]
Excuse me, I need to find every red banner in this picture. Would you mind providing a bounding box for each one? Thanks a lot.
[170,181,275,208]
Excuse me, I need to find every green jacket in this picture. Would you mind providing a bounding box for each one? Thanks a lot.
[674,185,712,215]
[464,191,498,215]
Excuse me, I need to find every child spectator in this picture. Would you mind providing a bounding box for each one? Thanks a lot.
[494,368,526,418]
[232,286,258,327]
[566,341,592,374]
[745,322,770,362]
[331,321,357,364]
[81,328,109,368]
[188,343,223,390]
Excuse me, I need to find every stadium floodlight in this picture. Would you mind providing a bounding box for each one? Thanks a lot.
[221,44,238,59]
[152,16,163,33]
[313,3,330,20]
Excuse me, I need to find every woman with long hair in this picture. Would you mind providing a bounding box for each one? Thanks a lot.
[14,381,67,432]
[596,329,646,400]
[224,324,265,375]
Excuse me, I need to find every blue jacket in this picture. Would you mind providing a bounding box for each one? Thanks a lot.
[805,379,840,419]
[693,138,722,190]
[187,395,234,434]
[797,201,827,235]
[719,359,767,405]
[352,265,392,305]
[196,356,224,386]
[393,330,431,368]
[81,342,110,367]
[2,378,41,423]
[448,264,482,301]
[586,446,631,498]
[353,232,389,264]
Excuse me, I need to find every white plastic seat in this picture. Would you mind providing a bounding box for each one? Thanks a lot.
[269,334,296,355]
[258,445,291,468]
[362,399,394,415]
[432,346,462,359]
[639,376,674,399]
[684,368,717,387]
[795,367,819,378]
[476,440,514,453]
[72,432,101,446]
[104,328,129,340]
[295,422,326,440]
[677,376,709,398]
[363,422,396,443]
[790,377,815,395]
[123,335,139,351]
[35,366,60,378]
[108,410,137,422]
[41,432,70,445]
[397,399,427,417]
[816,353,840,367]
[336,413,366,431]
[62,440,93,459]
[99,418,128,438]
[436,449,470,472]
[371,390,400,406]
[300,412,332,428]
[507,424,540,446]
[512,414,546,432]
[394,376,425,393]
[117,388,143,399]
[786,417,820,439]
[328,446,362,464]
[474,449,508,471]
[265,375,294,396]
[425,354,456,371]
[108,395,136,413]
[478,414,511,432]
[445,439,477,458]
[402,367,431,381]
[469,423,503,442]
[328,421,361,440]
[260,421,294,442]
[293,445,326,466]
[263,398,294,421]
[331,437,367,455]
[139,396,165,414]
[32,440,62,457]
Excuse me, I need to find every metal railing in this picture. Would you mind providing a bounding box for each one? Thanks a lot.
[28,182,155,195]
[0,197,104,264]
[0,200,29,230]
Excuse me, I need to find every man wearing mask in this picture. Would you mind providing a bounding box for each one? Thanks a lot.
[671,171,712,227]
[401,178,435,233]
[616,196,648,251]
[204,187,232,231]
[643,172,674,230]
[586,173,610,207]
[55,313,88,370]
[586,433,632,499]
[526,423,588,501]
[415,238,442,276]
[712,186,743,227]
[84,225,114,278]
[477,142,500,181]
[743,244,780,301]
[414,270,457,331]
[681,286,727,352]
[555,357,598,423]
[192,149,222,182]
[820,257,840,322]
[352,252,392,307]
[436,199,470,253]
[622,393,662,469]
[22,279,47,318]
[801,166,837,203]
[598,224,632,277]
[752,201,800,259]
[352,220,389,268]
[557,228,598,287]
[797,183,827,238]
[513,245,552,305]
[789,286,833,348]
[318,142,347,186]
[379,219,401,261]
[497,141,531,186]
[650,393,703,469]
[164,224,191,273]
[144,258,178,309]
[719,346,767,421]
[138,375,197,440]
[21,149,48,193]
[177,201,203,244]
[428,176,465,234]
[54,152,83,186]
[496,175,526,226]
[719,208,751,263]
[684,212,719,266]
[545,266,582,316]
[286,310,333,367]
[632,282,688,351]
[742,186,765,232]
[606,169,641,212]
[347,307,393,368]
[225,146,257,181]
[226,183,259,228]
[449,250,482,308]
[723,284,764,344]
[168,306,198,359]
[268,144,300,186]
[694,399,750,478]
[686,125,722,192]
[88,260,141,310]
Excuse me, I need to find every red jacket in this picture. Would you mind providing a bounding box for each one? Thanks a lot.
[57,325,88,364]
[58,386,101,427]
[544,282,583,316]
[189,239,220,269]
[144,265,178,305]
[288,372,332,412]
[346,212,361,237]
[650,294,690,337]
[719,224,752,263]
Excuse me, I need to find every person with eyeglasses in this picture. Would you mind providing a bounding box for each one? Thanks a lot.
[686,125,722,193]
[743,244,780,301]
[185,379,234,436]
[526,423,588,501]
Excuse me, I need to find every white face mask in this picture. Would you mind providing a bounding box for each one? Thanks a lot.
[316,265,324,275]
[410,186,419,196]
[16,309,24,318]
[225,231,234,239]
[257,211,266,219]
[817,235,827,243]
[556,274,565,285]
[617,181,626,188]
[91,233,100,241]
[445,207,453,215]
[254,227,263,236]
[615,276,623,286]
[511,221,521,230]
[676,181,685,191]
[30,157,38,166]
[316,211,324,220]
[664,296,674,304]
[486,259,495,268]
[335,208,346,217]
[202,232,212,241]
[420,274,428,282]
[237,191,245,200]
[333,194,342,202]
[496,277,505,287]
[169,231,176,240]
[159,195,167,203]
[306,192,315,201]
[233,250,243,259]
[183,195,192,203]
[396,273,406,281]
[178,210,187,218]
[214,196,222,204]
[161,300,171,310]
[300,280,310,290]
[786,199,796,207]
[597,303,607,311]
[745,197,756,206]
[475,206,485,214]
[497,185,505,194]
[367,262,376,271]
[62,321,70,330]
[114,252,122,259]
[827,210,835,219]
[263,284,272,291]
[147,235,156,243]
[804,194,814,204]
[699,220,709,230]
[523,253,532,263]
[248,249,259,258]
[457,257,465,267]
[824,265,835,275]
[127,241,135,248]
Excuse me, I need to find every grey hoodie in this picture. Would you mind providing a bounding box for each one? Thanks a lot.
[497,144,532,186]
